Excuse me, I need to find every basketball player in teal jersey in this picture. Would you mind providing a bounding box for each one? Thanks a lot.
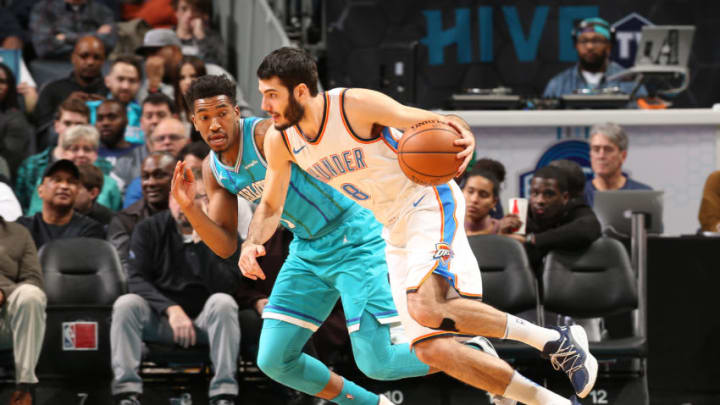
[171,75,517,405]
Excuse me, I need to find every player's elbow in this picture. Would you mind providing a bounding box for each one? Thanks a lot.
[216,245,238,259]
[214,234,239,259]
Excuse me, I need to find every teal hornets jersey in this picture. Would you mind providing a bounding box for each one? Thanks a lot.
[209,117,358,240]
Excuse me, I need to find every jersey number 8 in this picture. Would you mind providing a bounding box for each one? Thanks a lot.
[341,183,369,201]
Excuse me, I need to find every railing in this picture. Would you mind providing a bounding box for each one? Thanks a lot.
[213,0,291,114]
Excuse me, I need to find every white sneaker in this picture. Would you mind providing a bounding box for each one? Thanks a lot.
[465,336,518,405]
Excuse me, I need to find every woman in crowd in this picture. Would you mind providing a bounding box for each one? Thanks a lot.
[0,62,34,182]
[173,55,206,141]
[463,165,520,235]
[474,157,507,219]
[174,55,206,121]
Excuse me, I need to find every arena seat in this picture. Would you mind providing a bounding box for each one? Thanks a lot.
[542,237,646,359]
[37,237,126,377]
[468,234,540,360]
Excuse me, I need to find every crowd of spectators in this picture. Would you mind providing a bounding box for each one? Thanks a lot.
[0,3,718,405]
[0,1,258,404]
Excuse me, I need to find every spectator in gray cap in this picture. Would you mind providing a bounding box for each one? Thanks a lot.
[584,122,652,206]
[135,28,253,115]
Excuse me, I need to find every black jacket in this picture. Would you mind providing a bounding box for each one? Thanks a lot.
[127,210,241,318]
[524,197,602,270]
[107,198,162,274]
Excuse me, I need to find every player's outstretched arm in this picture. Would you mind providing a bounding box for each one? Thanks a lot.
[343,88,475,175]
[171,159,239,258]
[238,128,293,280]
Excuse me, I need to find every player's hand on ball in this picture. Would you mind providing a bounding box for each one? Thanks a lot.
[171,161,195,209]
[445,119,475,176]
[239,242,267,280]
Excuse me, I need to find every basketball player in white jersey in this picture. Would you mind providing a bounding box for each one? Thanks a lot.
[240,47,595,405]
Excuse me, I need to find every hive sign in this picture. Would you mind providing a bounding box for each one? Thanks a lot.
[420,6,651,65]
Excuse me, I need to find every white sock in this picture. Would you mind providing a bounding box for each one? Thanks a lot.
[503,314,561,351]
[503,371,570,405]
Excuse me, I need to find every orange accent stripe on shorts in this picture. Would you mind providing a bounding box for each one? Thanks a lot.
[406,260,440,293]
[458,291,483,299]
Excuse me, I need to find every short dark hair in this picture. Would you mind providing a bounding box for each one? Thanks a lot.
[185,75,236,112]
[171,0,212,15]
[99,98,124,111]
[473,158,506,183]
[142,92,177,114]
[55,96,91,121]
[532,166,569,193]
[178,141,210,162]
[548,159,585,199]
[466,166,500,198]
[257,47,319,96]
[77,164,104,192]
[110,54,144,82]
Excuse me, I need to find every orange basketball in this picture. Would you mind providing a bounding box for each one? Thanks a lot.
[398,120,463,186]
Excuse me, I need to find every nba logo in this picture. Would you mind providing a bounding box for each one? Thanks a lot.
[63,322,98,351]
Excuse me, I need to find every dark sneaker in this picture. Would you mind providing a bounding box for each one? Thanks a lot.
[542,325,598,398]
[569,394,583,404]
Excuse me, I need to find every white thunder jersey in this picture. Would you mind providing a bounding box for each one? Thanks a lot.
[284,88,484,346]
[283,88,423,225]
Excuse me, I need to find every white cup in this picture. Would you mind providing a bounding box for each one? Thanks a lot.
[508,198,528,235]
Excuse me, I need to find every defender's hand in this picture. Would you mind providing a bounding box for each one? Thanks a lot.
[238,242,266,280]
[171,161,196,210]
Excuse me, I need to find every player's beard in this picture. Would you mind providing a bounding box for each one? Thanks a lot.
[274,95,305,131]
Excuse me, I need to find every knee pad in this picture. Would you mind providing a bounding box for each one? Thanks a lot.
[256,319,310,378]
[257,319,330,395]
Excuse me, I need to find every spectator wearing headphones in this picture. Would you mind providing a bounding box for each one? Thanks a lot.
[543,17,646,99]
